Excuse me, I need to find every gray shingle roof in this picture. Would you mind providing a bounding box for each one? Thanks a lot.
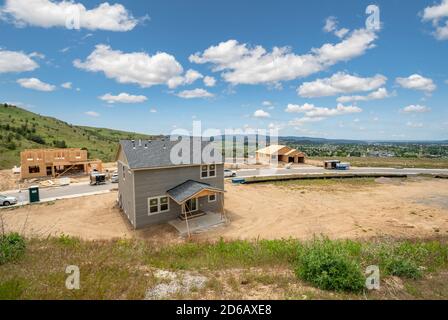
[166,179,224,204]
[119,138,223,169]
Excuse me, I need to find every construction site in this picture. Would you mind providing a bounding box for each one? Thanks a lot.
[19,148,103,180]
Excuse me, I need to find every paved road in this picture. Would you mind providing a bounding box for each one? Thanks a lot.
[235,167,448,178]
[1,166,448,204]
[2,182,116,203]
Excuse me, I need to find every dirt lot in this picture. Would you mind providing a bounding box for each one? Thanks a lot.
[1,177,448,241]
[208,178,448,241]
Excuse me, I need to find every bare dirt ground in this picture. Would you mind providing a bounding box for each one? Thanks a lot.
[207,178,448,241]
[0,169,20,191]
[1,178,448,241]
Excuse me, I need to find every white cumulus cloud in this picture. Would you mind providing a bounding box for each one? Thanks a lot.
[99,92,148,104]
[298,72,387,98]
[85,111,99,117]
[337,87,392,103]
[422,0,448,40]
[396,74,436,93]
[0,0,143,31]
[61,82,72,89]
[176,88,214,99]
[189,27,377,86]
[17,77,55,91]
[286,103,362,125]
[401,104,431,113]
[74,44,184,88]
[253,109,270,118]
[0,49,39,73]
[323,16,350,38]
[203,76,216,87]
[167,69,203,89]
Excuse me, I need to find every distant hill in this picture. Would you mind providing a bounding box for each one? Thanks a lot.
[0,103,158,169]
[279,136,366,145]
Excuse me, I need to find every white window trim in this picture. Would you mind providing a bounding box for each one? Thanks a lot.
[148,196,170,215]
[208,194,217,202]
[200,164,217,179]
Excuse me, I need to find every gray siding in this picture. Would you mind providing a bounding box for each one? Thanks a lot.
[133,164,224,228]
[118,160,135,227]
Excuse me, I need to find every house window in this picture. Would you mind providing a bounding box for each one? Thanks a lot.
[148,196,170,215]
[75,151,81,159]
[208,194,217,202]
[27,153,33,161]
[201,164,217,179]
[28,166,40,174]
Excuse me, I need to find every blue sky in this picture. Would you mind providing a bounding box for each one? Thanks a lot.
[0,0,447,140]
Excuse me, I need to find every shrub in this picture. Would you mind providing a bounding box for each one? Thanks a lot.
[384,256,422,279]
[53,140,67,148]
[294,239,364,292]
[55,233,79,247]
[27,134,45,145]
[0,233,26,265]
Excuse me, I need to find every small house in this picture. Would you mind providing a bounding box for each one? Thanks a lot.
[256,145,306,164]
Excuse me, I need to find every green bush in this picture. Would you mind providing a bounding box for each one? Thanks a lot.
[55,233,79,247]
[294,239,365,292]
[0,233,26,265]
[384,256,422,279]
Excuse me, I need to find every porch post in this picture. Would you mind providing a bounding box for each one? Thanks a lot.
[220,193,227,223]
[183,202,191,239]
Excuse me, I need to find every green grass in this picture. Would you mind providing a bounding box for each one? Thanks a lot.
[0,103,159,169]
[0,232,26,265]
[0,278,27,299]
[309,156,448,169]
[1,235,448,299]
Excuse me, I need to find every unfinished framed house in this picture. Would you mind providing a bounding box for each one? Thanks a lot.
[20,148,102,179]
[256,145,306,164]
[116,138,225,229]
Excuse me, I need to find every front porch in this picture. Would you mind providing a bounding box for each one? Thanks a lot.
[168,212,226,236]
[166,179,227,237]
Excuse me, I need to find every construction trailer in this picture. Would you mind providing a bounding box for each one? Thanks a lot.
[256,145,306,164]
[324,160,341,169]
[20,148,102,179]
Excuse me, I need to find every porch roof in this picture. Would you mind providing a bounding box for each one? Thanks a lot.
[166,180,225,204]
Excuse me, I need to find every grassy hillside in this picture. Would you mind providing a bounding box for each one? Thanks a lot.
[0,103,158,169]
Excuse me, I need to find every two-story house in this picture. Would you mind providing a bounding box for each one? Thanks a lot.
[20,148,102,179]
[116,138,225,229]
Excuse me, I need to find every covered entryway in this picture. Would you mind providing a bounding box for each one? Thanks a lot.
[166,179,226,237]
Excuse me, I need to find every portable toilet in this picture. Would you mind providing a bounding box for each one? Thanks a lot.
[28,186,40,203]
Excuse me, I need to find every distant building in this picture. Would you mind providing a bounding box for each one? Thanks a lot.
[20,148,102,179]
[256,145,306,164]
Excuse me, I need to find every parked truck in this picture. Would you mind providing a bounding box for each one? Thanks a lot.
[90,172,106,185]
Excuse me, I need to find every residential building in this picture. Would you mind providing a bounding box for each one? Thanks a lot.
[116,138,225,229]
